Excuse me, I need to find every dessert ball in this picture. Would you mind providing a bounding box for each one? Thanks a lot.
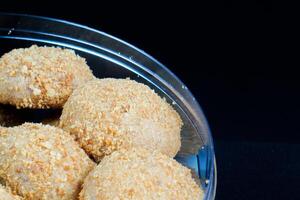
[60,78,182,161]
[0,45,94,108]
[79,148,203,200]
[0,123,95,200]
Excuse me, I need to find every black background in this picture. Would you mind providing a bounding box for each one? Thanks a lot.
[1,1,298,199]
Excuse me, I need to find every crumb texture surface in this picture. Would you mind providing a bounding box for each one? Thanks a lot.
[79,148,203,200]
[60,78,182,162]
[0,185,22,200]
[0,45,94,108]
[0,123,95,200]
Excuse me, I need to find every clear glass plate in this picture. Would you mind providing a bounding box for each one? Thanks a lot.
[0,12,216,199]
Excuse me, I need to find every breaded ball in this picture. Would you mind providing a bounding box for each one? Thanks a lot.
[79,148,203,200]
[60,78,182,162]
[0,123,95,200]
[0,45,94,109]
[0,185,22,200]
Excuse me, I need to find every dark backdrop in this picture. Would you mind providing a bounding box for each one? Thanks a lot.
[1,1,298,199]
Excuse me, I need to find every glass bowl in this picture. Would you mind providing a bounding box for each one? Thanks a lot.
[0,12,216,199]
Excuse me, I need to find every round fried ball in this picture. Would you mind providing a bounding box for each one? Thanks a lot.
[60,78,182,162]
[0,45,94,109]
[0,123,95,200]
[79,148,203,200]
[0,185,22,200]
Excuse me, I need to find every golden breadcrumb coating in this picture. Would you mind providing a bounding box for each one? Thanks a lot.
[0,45,94,109]
[0,185,22,200]
[79,148,203,200]
[60,78,182,162]
[0,123,95,200]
